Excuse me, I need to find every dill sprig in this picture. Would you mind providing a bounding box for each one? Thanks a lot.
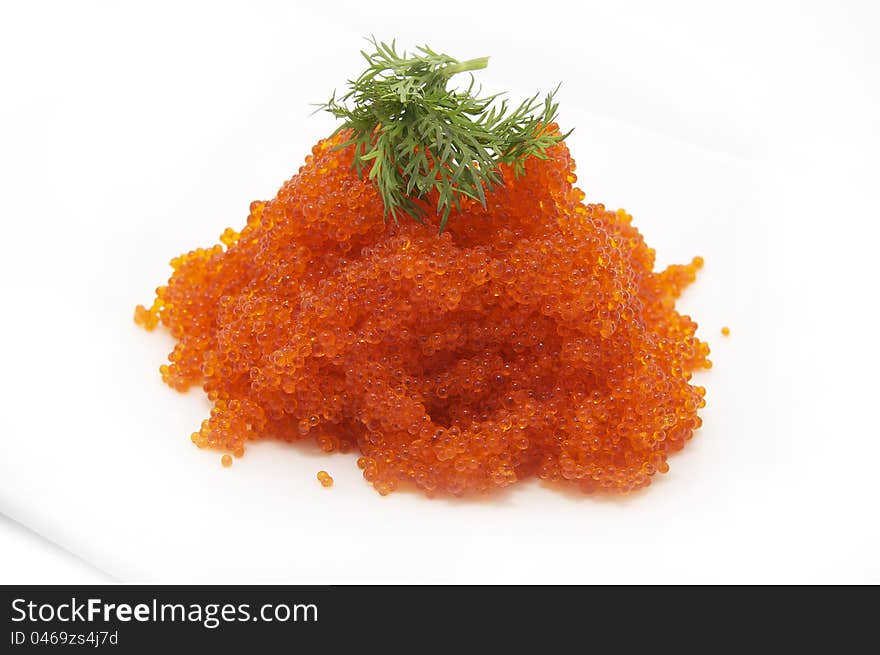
[318,38,570,232]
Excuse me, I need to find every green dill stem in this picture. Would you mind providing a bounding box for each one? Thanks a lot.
[440,57,490,77]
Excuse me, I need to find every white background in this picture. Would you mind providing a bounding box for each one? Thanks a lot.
[0,1,878,583]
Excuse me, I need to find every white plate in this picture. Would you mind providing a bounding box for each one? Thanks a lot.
[1,2,877,583]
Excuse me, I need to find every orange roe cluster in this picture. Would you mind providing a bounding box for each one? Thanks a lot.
[135,128,710,496]
[317,470,334,487]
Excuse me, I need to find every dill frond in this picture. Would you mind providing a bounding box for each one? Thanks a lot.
[317,38,570,232]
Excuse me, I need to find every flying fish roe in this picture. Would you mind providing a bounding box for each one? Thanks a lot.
[137,128,710,497]
[317,470,334,487]
[721,326,730,336]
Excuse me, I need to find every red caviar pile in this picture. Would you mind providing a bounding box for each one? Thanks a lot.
[136,128,709,496]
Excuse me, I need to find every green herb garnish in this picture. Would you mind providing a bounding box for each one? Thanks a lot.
[318,38,570,232]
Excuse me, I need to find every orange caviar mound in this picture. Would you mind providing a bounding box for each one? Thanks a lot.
[136,128,709,496]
